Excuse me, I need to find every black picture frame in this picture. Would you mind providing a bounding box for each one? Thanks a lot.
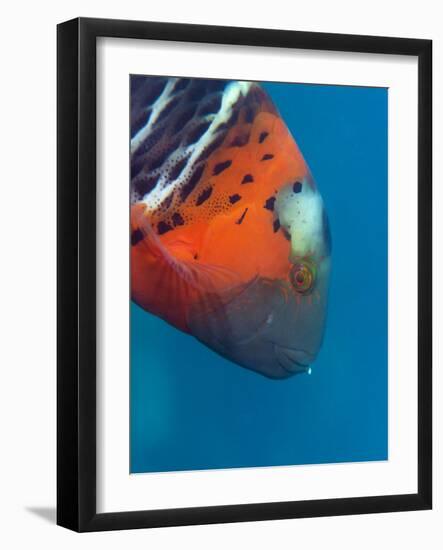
[57,17,432,532]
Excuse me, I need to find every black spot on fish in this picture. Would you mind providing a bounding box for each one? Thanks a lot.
[259,131,269,143]
[236,208,248,225]
[199,94,222,116]
[171,78,190,94]
[196,186,213,206]
[185,121,212,145]
[180,164,205,202]
[133,174,159,197]
[261,153,274,161]
[273,219,280,233]
[173,104,197,133]
[157,221,173,235]
[293,181,303,193]
[172,212,184,226]
[229,194,241,204]
[197,132,227,163]
[230,133,250,147]
[169,157,188,182]
[264,197,276,211]
[282,227,291,241]
[131,228,144,246]
[213,160,232,176]
[241,174,254,184]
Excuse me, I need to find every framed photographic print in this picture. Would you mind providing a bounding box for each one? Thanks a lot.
[57,17,432,532]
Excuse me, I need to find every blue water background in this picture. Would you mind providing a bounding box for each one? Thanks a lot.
[130,82,388,473]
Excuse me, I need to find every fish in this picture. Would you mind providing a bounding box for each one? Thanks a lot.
[130,76,331,379]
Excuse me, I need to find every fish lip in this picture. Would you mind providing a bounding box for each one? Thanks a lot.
[274,344,315,375]
[279,361,310,376]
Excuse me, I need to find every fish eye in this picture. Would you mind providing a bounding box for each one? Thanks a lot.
[290,261,315,294]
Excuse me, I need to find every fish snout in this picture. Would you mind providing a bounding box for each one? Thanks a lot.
[273,345,314,375]
[187,275,328,379]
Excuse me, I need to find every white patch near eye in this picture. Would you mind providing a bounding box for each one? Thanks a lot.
[275,180,325,261]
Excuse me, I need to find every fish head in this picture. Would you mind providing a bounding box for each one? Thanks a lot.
[130,76,331,378]
[187,174,331,379]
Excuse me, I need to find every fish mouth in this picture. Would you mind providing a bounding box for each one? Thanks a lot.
[274,345,315,375]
